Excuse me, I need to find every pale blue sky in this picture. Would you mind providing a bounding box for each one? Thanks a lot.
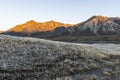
[0,0,120,30]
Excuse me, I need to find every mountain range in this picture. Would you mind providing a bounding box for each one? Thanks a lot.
[2,15,120,42]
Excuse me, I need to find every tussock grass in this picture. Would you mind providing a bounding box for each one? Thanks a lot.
[0,35,120,80]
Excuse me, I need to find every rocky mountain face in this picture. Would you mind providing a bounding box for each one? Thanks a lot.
[4,20,71,35]
[73,16,120,36]
[3,15,120,38]
[0,31,3,33]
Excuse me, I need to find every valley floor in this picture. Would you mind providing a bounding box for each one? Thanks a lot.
[47,35,120,44]
[0,35,120,80]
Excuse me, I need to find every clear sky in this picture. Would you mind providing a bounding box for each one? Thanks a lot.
[0,0,120,30]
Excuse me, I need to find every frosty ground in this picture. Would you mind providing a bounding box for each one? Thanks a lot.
[0,35,120,80]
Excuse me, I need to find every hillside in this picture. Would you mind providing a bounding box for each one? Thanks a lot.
[0,30,3,33]
[0,35,120,80]
[73,15,120,36]
[2,15,120,42]
[5,20,72,33]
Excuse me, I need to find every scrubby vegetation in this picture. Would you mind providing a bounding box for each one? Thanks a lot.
[0,35,120,80]
[48,35,120,43]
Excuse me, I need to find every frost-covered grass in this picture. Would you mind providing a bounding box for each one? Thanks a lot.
[0,35,120,80]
